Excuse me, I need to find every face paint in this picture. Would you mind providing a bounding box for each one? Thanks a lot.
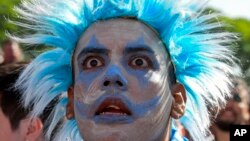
[73,19,174,141]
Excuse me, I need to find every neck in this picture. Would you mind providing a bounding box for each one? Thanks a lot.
[212,125,230,141]
[160,118,171,141]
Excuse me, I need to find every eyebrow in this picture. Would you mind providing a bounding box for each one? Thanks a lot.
[124,45,155,54]
[77,47,109,60]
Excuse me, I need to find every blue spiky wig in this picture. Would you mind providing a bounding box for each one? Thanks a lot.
[11,0,240,140]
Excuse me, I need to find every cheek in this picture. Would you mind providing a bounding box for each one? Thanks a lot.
[129,95,173,140]
[127,70,173,119]
[126,70,170,103]
[74,100,90,119]
[0,113,12,135]
[0,122,19,141]
[74,72,104,104]
[0,123,10,138]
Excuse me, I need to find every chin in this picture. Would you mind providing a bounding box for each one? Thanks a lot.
[82,131,127,141]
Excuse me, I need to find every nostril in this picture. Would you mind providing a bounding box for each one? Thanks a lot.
[116,81,123,87]
[104,81,110,86]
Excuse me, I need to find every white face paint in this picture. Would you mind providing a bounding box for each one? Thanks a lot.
[73,19,174,141]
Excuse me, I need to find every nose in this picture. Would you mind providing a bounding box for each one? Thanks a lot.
[102,65,128,91]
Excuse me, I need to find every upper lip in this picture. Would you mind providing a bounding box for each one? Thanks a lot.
[220,107,236,116]
[95,97,132,116]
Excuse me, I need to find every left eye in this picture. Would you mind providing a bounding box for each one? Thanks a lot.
[82,56,104,70]
[129,57,150,69]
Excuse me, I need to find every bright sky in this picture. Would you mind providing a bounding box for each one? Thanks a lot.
[208,0,250,19]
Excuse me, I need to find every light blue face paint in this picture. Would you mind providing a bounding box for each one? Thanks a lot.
[73,19,173,141]
[74,94,161,123]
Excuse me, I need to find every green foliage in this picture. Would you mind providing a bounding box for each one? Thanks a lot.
[0,0,21,43]
[205,7,250,83]
[219,17,250,83]
[0,0,46,61]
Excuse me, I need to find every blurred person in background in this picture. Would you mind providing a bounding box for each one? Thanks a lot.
[1,39,24,64]
[210,78,250,141]
[0,63,58,141]
[0,48,3,64]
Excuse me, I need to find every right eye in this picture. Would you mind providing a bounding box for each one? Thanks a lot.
[82,56,104,70]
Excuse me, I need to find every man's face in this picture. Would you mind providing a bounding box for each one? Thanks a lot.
[73,19,174,141]
[216,86,250,130]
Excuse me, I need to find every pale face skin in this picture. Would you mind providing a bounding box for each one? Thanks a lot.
[0,96,44,141]
[72,19,177,141]
[0,107,25,141]
[217,90,250,126]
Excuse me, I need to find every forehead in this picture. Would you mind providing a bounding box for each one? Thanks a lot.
[75,18,166,54]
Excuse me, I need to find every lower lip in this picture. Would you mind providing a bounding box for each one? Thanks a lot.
[94,115,134,124]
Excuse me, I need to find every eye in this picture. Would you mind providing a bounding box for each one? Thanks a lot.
[82,56,104,69]
[129,56,151,69]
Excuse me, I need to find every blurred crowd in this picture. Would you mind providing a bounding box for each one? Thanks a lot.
[0,39,24,65]
[0,39,250,141]
[177,77,250,141]
[0,40,58,141]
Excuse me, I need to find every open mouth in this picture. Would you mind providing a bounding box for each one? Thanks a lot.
[95,97,132,116]
[222,108,236,116]
[218,107,237,121]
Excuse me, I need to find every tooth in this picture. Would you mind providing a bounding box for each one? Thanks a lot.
[99,112,128,116]
[107,105,120,110]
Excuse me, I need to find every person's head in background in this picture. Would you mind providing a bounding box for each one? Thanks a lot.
[1,39,24,64]
[215,78,250,129]
[0,63,51,141]
[0,48,4,64]
[210,78,250,141]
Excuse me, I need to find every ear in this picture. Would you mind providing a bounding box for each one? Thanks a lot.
[170,83,186,119]
[20,118,44,141]
[66,86,75,120]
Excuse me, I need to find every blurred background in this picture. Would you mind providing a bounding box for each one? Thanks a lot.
[0,0,249,140]
[208,0,250,84]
